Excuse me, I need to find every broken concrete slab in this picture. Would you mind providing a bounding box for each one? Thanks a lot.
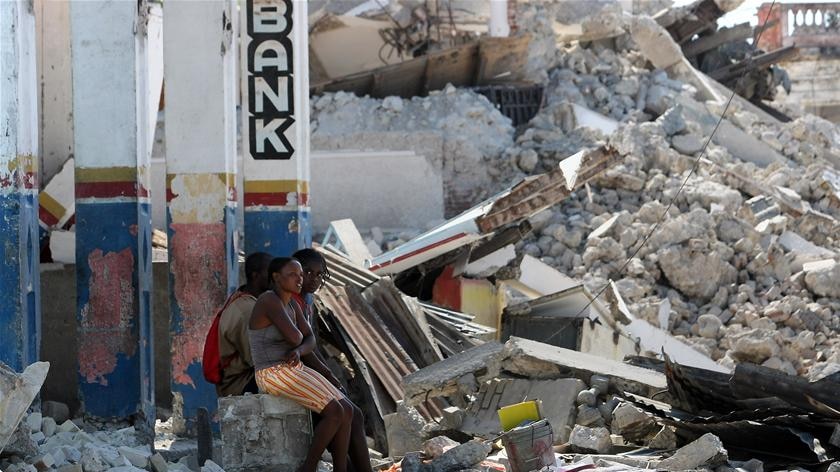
[460,378,585,443]
[384,402,429,458]
[218,394,311,472]
[0,361,50,455]
[402,342,503,406]
[499,337,666,397]
[658,433,728,471]
[630,16,684,69]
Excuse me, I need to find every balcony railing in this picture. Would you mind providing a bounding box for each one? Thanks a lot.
[780,3,840,48]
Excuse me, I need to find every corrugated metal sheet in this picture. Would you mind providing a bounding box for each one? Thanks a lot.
[317,245,380,290]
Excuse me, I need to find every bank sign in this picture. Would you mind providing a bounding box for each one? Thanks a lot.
[245,0,295,160]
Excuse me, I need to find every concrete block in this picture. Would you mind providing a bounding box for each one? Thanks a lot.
[41,417,57,437]
[569,425,611,454]
[0,361,50,454]
[440,407,465,430]
[25,413,42,433]
[219,394,312,472]
[3,422,37,458]
[658,433,728,471]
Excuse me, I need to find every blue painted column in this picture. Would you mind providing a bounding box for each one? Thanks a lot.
[0,0,41,372]
[164,0,239,434]
[240,0,311,255]
[70,0,161,426]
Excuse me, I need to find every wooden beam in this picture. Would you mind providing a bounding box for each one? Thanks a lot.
[710,45,797,82]
[682,22,753,57]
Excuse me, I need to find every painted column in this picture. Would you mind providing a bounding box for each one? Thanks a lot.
[71,0,157,425]
[0,0,41,372]
[240,0,311,256]
[164,0,238,433]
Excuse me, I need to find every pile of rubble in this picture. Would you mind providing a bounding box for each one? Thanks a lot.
[0,362,223,472]
[311,0,840,382]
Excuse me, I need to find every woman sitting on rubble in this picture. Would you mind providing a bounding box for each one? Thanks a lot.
[249,257,353,472]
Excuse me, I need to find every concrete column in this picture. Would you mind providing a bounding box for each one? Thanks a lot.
[240,0,311,256]
[488,0,510,37]
[70,0,158,425]
[0,0,41,372]
[164,0,239,433]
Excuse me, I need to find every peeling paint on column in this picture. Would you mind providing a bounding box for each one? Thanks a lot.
[167,174,237,430]
[169,222,227,386]
[79,248,137,385]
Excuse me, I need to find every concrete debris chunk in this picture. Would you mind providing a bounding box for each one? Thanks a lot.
[40,417,57,438]
[804,259,840,298]
[423,436,459,459]
[0,362,50,455]
[200,459,225,472]
[647,426,678,450]
[569,425,612,454]
[629,16,684,69]
[41,401,70,424]
[402,342,503,405]
[150,452,169,472]
[610,403,657,441]
[384,402,429,458]
[658,433,728,471]
[428,440,491,472]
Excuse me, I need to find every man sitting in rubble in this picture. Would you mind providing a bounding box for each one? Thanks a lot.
[293,248,372,472]
[216,252,273,397]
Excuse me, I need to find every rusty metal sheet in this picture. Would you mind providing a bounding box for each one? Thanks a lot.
[317,246,380,290]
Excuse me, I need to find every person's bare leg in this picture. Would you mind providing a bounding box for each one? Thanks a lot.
[299,400,343,472]
[347,402,372,472]
[329,399,353,472]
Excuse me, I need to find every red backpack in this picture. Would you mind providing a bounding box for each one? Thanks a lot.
[202,291,254,385]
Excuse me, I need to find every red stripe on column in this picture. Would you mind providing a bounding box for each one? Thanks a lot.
[243,192,309,207]
[76,182,150,199]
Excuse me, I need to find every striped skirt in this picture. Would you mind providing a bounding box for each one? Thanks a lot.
[255,362,344,413]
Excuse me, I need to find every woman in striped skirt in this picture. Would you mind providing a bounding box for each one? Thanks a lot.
[249,257,353,472]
